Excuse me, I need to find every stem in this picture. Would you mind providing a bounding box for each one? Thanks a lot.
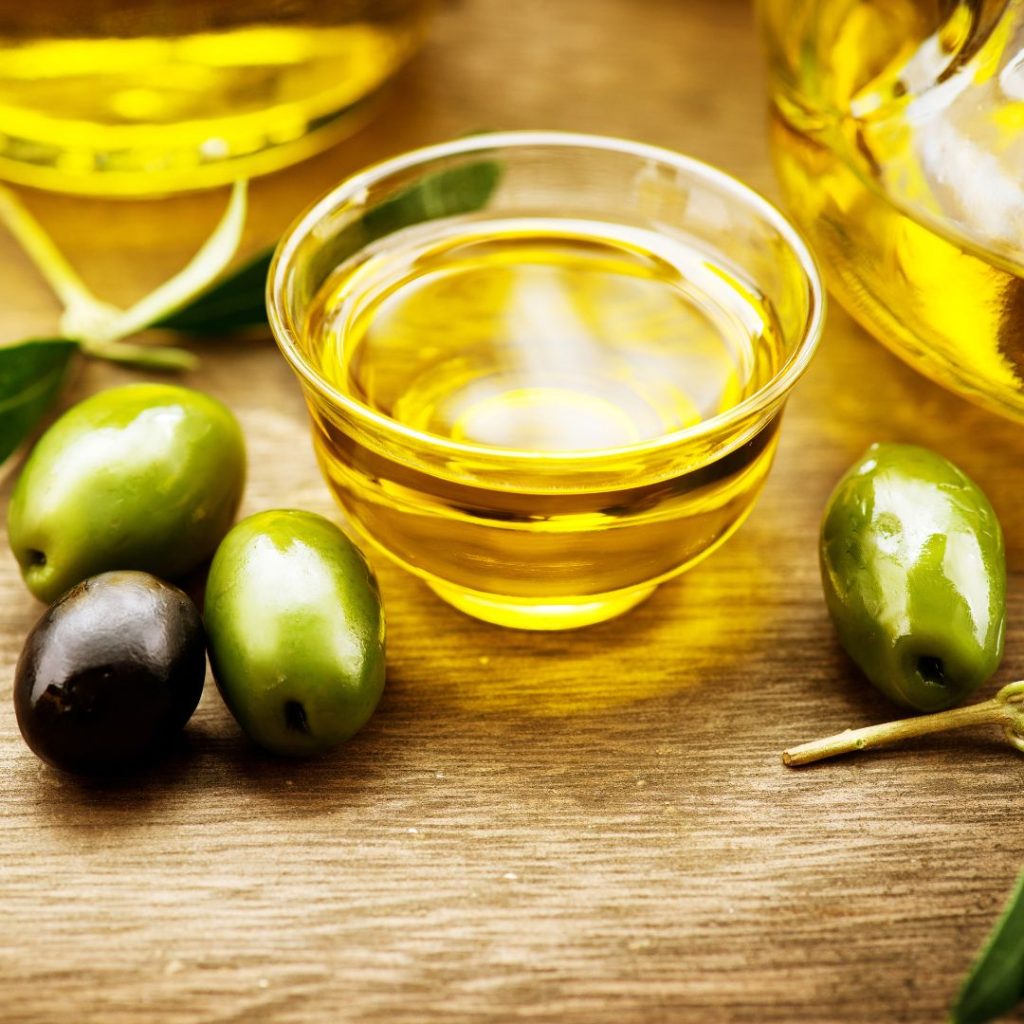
[783,681,1024,767]
[0,185,106,314]
[79,339,198,372]
[97,180,248,342]
[0,181,246,375]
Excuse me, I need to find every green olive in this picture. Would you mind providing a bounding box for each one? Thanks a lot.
[821,443,1006,712]
[8,383,246,604]
[204,510,386,756]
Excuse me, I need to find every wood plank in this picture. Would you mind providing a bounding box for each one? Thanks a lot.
[2,1,1022,1021]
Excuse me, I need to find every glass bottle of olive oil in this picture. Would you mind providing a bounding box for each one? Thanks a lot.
[761,0,1024,422]
[0,1,426,195]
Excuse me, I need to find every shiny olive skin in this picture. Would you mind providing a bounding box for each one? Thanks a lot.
[204,510,386,756]
[8,383,246,604]
[821,443,1006,712]
[14,571,207,774]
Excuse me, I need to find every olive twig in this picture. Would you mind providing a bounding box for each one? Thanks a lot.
[85,180,248,343]
[782,680,1024,767]
[0,184,123,332]
[0,185,193,370]
[0,180,248,374]
[76,339,198,373]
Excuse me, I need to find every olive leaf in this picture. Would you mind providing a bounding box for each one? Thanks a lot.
[151,247,272,336]
[155,157,502,336]
[0,339,78,464]
[952,868,1024,1023]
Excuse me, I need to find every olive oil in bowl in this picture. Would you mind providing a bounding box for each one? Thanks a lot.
[313,219,782,453]
[270,134,823,629]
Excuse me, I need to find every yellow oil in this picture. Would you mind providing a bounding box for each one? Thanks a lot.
[0,2,425,195]
[762,0,1024,420]
[302,217,788,629]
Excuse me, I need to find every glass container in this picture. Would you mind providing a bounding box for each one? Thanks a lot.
[0,0,427,195]
[268,131,824,630]
[761,0,1024,421]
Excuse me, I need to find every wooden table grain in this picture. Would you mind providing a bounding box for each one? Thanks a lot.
[2,2,1023,1022]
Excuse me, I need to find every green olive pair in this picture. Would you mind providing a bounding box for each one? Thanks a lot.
[7,383,385,769]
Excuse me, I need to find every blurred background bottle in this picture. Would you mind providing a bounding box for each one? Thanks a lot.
[0,0,427,196]
[760,0,1024,423]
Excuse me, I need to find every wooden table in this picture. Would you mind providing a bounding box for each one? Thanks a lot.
[3,2,1023,1021]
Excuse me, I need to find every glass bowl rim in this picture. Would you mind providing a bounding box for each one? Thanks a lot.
[267,129,825,467]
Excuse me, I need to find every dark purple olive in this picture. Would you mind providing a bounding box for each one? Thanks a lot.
[14,571,207,774]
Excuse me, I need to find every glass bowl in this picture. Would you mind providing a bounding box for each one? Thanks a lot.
[268,131,824,630]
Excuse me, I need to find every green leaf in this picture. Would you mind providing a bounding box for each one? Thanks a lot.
[0,339,78,464]
[153,247,273,336]
[362,158,502,238]
[952,868,1024,1023]
[155,157,502,337]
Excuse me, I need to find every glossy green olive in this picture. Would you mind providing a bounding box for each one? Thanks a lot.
[204,510,386,756]
[8,383,246,603]
[820,443,1006,712]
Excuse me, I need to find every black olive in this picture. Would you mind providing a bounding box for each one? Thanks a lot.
[13,571,207,774]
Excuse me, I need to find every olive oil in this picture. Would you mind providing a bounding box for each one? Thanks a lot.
[0,2,425,195]
[301,217,788,628]
[762,0,1024,421]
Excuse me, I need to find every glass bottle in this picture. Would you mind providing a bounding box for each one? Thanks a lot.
[0,0,427,195]
[760,0,1024,421]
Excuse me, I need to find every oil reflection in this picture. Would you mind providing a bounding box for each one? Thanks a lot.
[379,528,786,718]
